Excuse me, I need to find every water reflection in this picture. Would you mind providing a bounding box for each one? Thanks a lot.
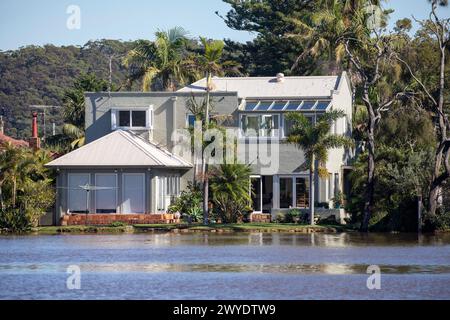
[0,232,449,299]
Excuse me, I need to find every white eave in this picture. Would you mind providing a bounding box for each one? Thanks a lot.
[46,130,192,169]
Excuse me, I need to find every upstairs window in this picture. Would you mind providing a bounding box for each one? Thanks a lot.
[240,114,279,138]
[112,106,153,130]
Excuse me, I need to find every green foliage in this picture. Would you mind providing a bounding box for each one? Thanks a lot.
[63,73,109,128]
[210,164,252,223]
[168,182,203,222]
[0,143,55,230]
[0,40,138,139]
[331,190,345,209]
[0,207,30,233]
[286,110,354,176]
[347,144,433,232]
[285,209,301,223]
[108,221,127,228]
[221,0,318,75]
[124,27,198,91]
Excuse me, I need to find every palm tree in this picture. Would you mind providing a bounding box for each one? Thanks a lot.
[195,37,233,225]
[286,110,354,225]
[210,164,252,223]
[59,74,109,151]
[62,124,85,149]
[289,0,381,74]
[124,27,197,91]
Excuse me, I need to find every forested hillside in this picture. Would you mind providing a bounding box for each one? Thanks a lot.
[0,40,138,138]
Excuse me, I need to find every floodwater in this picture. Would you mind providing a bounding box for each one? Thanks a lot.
[0,232,449,300]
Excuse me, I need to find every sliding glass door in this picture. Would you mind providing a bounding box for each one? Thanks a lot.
[68,173,90,214]
[122,173,145,214]
[279,176,310,209]
[95,174,117,213]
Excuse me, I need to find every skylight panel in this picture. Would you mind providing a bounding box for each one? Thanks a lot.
[299,101,317,110]
[315,101,331,110]
[285,101,302,111]
[255,101,274,111]
[270,101,288,110]
[244,101,259,111]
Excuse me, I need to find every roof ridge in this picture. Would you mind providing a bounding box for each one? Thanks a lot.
[118,130,164,166]
[132,132,192,166]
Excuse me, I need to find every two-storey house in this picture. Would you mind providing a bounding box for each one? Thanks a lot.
[46,72,353,225]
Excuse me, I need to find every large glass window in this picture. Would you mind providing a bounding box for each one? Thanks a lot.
[241,114,279,137]
[122,173,145,213]
[119,110,131,127]
[132,111,146,127]
[68,174,90,214]
[157,176,180,212]
[95,174,117,213]
[117,110,148,128]
[280,177,293,208]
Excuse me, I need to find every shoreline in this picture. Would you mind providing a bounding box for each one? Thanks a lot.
[1,223,448,235]
[1,223,352,235]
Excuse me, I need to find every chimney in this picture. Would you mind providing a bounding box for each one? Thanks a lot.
[0,116,4,135]
[276,73,285,83]
[29,112,40,150]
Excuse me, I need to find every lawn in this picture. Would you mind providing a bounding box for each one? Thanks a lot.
[33,222,350,235]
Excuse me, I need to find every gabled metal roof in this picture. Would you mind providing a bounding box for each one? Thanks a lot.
[46,130,192,168]
[178,75,340,98]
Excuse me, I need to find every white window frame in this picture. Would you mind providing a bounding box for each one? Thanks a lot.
[121,173,146,214]
[239,113,281,140]
[249,175,263,213]
[278,174,310,209]
[111,106,153,130]
[94,173,118,214]
[156,175,180,212]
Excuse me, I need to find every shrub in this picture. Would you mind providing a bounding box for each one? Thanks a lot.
[275,213,285,223]
[423,210,450,232]
[184,205,203,223]
[284,209,301,223]
[0,207,30,232]
[168,182,203,223]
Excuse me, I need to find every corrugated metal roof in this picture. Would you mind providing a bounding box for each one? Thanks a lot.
[178,75,340,98]
[0,133,29,148]
[46,130,192,168]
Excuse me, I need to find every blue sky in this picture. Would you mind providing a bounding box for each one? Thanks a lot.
[0,0,449,51]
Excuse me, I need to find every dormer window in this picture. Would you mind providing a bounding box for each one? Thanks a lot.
[111,106,153,130]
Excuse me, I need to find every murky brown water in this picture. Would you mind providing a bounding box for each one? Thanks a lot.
[0,232,449,299]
